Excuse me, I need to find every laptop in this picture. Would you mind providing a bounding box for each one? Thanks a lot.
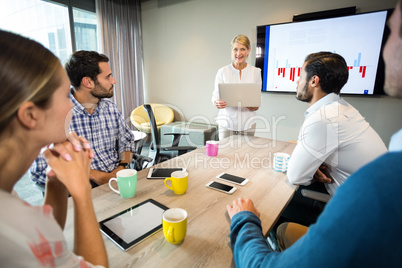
[218,83,261,107]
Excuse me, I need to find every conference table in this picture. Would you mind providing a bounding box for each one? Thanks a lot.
[63,136,297,267]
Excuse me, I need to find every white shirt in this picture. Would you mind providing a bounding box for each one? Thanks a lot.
[0,190,103,267]
[287,93,387,195]
[389,128,402,152]
[212,63,262,131]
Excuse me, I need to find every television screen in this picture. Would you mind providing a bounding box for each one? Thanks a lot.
[256,10,390,95]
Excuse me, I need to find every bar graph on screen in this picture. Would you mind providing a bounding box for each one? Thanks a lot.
[275,52,369,84]
[260,10,388,95]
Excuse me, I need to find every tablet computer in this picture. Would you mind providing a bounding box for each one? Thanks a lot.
[147,167,185,179]
[218,83,261,107]
[99,199,168,251]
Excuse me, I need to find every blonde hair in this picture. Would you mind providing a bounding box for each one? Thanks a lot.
[0,30,61,134]
[231,35,251,50]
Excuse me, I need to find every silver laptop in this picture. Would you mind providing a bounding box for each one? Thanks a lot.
[218,83,261,107]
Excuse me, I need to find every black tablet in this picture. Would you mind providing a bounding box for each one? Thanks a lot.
[147,167,185,179]
[99,199,169,251]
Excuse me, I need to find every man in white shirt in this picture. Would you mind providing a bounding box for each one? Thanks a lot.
[227,3,402,264]
[284,52,387,225]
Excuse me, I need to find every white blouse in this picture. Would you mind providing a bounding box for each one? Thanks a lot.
[212,63,262,131]
[0,189,104,267]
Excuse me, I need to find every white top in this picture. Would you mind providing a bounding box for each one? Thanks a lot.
[389,128,402,152]
[212,64,262,131]
[0,190,103,267]
[287,93,387,195]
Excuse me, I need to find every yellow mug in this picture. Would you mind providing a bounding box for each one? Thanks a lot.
[164,171,188,195]
[163,208,187,244]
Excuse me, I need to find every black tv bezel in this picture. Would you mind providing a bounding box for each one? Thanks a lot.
[255,8,393,96]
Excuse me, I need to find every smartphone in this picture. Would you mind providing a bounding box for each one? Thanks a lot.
[216,173,249,186]
[205,181,237,194]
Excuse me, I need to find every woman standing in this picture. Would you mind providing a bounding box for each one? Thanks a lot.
[212,35,262,140]
[0,30,108,267]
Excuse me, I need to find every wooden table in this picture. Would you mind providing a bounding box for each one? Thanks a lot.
[63,136,297,267]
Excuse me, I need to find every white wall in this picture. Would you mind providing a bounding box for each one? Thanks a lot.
[141,0,402,145]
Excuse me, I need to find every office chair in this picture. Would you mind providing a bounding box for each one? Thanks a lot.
[143,104,196,168]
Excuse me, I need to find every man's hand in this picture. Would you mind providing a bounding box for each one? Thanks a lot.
[314,165,333,184]
[89,169,117,185]
[227,198,260,220]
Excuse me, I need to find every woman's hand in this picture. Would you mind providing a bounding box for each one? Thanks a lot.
[68,132,94,158]
[46,132,93,178]
[43,135,108,267]
[215,99,227,109]
[227,198,260,220]
[43,139,92,197]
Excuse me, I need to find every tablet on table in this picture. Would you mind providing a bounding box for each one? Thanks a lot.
[99,199,169,251]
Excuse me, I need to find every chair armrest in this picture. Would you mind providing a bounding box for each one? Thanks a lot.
[162,133,197,155]
[301,189,332,203]
[164,132,189,136]
[132,154,153,170]
[163,146,197,152]
[133,154,153,162]
[164,132,190,147]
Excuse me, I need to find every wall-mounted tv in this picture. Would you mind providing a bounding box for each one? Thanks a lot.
[256,9,392,95]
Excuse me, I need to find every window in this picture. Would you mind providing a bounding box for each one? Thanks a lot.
[73,7,98,51]
[0,0,97,64]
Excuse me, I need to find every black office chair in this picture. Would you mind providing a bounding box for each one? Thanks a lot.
[143,104,196,168]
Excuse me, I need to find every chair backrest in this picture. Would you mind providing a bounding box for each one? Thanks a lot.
[143,104,160,165]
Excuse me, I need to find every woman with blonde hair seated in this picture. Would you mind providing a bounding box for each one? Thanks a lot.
[0,30,108,267]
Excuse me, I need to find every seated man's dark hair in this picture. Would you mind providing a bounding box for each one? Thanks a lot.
[304,52,349,94]
[65,50,109,88]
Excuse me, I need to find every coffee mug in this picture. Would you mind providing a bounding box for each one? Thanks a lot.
[162,208,187,244]
[164,171,188,195]
[108,169,137,198]
[206,140,219,157]
[273,153,290,172]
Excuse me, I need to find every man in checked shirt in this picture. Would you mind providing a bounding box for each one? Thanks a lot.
[30,51,135,187]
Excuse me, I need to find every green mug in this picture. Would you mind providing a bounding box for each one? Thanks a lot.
[108,169,137,198]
